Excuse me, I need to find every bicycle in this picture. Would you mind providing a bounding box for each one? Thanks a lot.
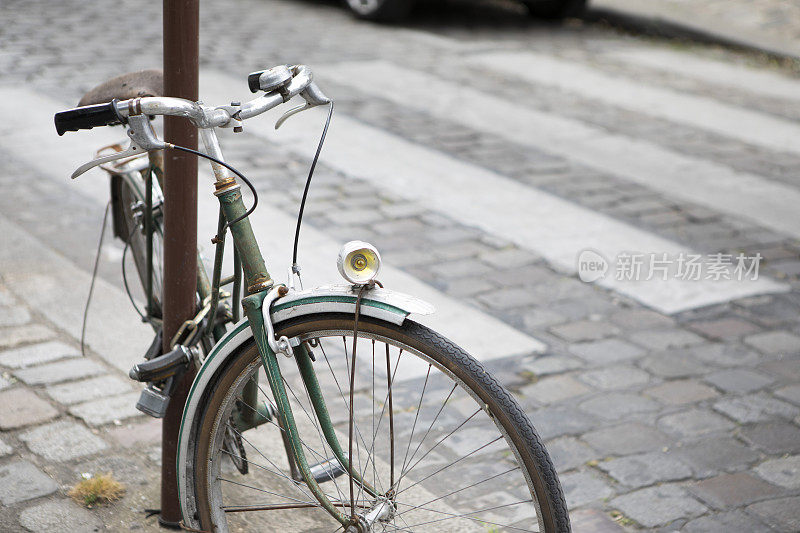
[54,64,570,533]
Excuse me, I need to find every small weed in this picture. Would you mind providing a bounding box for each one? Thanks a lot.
[610,510,635,527]
[69,472,125,508]
[477,520,499,533]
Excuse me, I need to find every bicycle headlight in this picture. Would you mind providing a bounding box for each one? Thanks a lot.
[337,241,381,285]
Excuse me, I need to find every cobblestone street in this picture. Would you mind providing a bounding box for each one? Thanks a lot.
[0,0,799,531]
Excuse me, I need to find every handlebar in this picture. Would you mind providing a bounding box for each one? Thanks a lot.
[55,100,123,136]
[54,64,329,136]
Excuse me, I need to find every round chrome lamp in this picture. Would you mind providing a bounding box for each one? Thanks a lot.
[337,241,382,285]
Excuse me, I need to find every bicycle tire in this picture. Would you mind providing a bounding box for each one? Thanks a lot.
[343,0,414,22]
[111,171,165,317]
[524,0,586,19]
[188,313,570,532]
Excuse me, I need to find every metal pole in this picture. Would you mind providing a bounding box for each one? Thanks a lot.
[160,0,199,527]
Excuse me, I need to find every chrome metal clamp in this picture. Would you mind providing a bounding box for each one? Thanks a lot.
[263,285,294,357]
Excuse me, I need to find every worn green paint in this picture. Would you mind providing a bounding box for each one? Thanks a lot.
[242,292,351,527]
[216,187,272,292]
[233,399,272,432]
[204,209,228,341]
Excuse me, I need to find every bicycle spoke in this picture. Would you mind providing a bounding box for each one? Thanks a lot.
[392,505,417,533]
[218,477,318,507]
[218,473,358,516]
[223,499,373,513]
[354,339,387,510]
[223,503,324,513]
[397,364,432,480]
[225,423,316,503]
[366,340,377,504]
[282,373,349,497]
[398,382,458,482]
[220,436,297,490]
[397,408,482,489]
[237,385,349,499]
[401,465,520,514]
[293,358,349,506]
[318,339,376,463]
[349,345,404,503]
[197,324,553,533]
[226,434,319,507]
[386,343,395,491]
[397,436,503,496]
[348,330,357,519]
[396,499,537,531]
[385,525,416,533]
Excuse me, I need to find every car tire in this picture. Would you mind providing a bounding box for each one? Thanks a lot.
[344,0,414,21]
[524,0,587,19]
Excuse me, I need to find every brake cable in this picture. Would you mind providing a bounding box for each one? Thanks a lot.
[165,143,259,243]
[291,101,335,288]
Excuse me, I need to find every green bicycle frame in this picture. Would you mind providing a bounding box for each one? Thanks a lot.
[202,127,375,528]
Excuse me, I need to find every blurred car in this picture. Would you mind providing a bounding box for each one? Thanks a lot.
[344,0,587,21]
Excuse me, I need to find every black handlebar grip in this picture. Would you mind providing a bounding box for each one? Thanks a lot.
[54,99,122,136]
[248,70,264,93]
[129,345,191,383]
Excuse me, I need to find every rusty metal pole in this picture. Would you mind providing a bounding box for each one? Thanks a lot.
[160,0,199,528]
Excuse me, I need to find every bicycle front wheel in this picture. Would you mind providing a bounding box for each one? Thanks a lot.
[189,314,570,532]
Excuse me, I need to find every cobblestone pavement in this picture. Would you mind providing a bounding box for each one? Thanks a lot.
[592,0,800,59]
[0,282,164,532]
[1,0,800,531]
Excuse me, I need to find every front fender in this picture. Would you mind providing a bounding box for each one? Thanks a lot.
[177,284,433,526]
[271,284,434,325]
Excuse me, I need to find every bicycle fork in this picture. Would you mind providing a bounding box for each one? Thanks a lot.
[210,134,380,530]
[241,291,381,529]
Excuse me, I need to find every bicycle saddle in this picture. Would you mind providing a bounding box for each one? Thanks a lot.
[78,69,164,106]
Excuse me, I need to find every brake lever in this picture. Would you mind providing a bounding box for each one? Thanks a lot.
[71,142,144,179]
[71,114,165,179]
[275,102,313,130]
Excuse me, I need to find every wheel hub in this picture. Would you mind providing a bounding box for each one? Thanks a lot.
[346,496,394,533]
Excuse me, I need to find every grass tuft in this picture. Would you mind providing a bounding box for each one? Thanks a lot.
[69,472,125,508]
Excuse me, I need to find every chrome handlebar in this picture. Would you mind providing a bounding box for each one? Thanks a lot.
[69,64,329,179]
[114,64,329,129]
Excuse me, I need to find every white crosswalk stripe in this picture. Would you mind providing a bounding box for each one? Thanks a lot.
[605,47,800,103]
[466,51,800,156]
[198,71,788,314]
[0,87,546,371]
[315,60,800,240]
